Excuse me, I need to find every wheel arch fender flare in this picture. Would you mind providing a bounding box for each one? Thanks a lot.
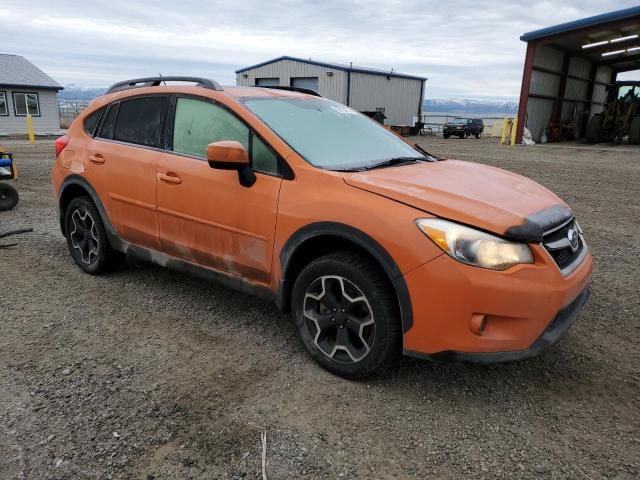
[277,222,414,332]
[58,175,122,250]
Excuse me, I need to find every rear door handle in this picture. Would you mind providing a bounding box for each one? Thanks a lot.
[158,173,182,184]
[89,154,105,164]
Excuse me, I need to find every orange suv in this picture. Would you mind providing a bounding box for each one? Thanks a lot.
[52,76,592,378]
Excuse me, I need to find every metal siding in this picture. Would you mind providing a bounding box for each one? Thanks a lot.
[564,77,589,102]
[349,72,422,125]
[530,70,560,96]
[235,59,348,103]
[527,97,554,142]
[568,57,591,79]
[590,66,613,118]
[0,88,60,134]
[533,45,564,71]
[595,65,613,84]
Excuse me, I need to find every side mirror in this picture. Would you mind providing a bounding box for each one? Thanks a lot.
[207,140,255,187]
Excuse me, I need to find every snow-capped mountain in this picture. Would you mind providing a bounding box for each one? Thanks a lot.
[424,99,518,115]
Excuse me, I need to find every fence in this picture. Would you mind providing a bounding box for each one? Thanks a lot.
[421,113,515,137]
[58,100,90,129]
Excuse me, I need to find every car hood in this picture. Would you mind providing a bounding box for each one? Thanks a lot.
[342,159,569,240]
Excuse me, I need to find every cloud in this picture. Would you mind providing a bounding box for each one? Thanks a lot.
[1,0,638,99]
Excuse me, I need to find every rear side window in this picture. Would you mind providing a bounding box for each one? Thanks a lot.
[83,107,105,136]
[172,97,248,157]
[98,104,118,140]
[113,96,167,148]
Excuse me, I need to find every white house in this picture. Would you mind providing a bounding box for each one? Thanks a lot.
[0,54,63,135]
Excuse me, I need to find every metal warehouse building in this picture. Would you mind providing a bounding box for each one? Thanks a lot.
[236,56,426,126]
[516,6,640,143]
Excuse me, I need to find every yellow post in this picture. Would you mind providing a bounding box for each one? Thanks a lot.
[510,117,518,146]
[27,114,35,144]
[500,118,510,145]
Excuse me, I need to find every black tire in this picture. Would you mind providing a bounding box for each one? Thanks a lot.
[291,251,401,379]
[586,114,602,144]
[64,196,124,274]
[629,116,640,145]
[475,132,480,139]
[459,133,465,139]
[443,132,450,139]
[0,183,19,211]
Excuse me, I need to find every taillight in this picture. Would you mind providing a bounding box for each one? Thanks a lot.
[55,135,70,157]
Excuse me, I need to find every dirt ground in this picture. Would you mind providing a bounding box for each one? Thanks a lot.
[1,136,638,479]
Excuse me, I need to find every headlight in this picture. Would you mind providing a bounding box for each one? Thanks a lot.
[416,218,534,270]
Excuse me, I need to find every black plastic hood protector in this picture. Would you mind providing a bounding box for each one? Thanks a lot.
[503,204,574,243]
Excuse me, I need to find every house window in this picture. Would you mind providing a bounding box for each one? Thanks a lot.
[13,92,40,116]
[0,92,8,116]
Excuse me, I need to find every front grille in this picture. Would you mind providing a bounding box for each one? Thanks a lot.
[542,220,585,271]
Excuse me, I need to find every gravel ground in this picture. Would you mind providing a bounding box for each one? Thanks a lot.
[1,136,638,479]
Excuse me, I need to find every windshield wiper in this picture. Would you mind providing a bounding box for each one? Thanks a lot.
[362,156,427,170]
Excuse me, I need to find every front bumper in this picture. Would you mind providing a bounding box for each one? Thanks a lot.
[401,244,592,361]
[406,287,590,363]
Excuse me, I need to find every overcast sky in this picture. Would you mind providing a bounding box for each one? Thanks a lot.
[1,1,638,100]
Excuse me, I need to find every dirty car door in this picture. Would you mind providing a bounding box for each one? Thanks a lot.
[87,96,167,250]
[156,96,281,285]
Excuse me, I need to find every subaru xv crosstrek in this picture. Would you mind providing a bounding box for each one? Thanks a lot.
[52,76,592,378]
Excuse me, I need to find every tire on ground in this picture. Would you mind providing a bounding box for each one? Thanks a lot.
[64,196,124,274]
[0,183,19,211]
[291,251,401,379]
[629,116,640,145]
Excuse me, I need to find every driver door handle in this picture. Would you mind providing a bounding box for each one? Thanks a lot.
[158,173,182,184]
[89,154,105,164]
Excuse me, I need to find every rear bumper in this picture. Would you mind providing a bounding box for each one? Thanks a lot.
[405,287,590,363]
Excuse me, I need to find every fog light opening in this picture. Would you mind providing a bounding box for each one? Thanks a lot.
[471,314,487,336]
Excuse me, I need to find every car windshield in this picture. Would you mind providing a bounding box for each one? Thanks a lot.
[242,98,426,171]
[448,118,468,125]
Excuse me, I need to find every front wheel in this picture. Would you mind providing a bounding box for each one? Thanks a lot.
[443,132,450,139]
[291,252,401,379]
[0,183,19,211]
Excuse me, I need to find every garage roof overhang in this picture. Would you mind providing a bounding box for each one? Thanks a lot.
[520,6,640,73]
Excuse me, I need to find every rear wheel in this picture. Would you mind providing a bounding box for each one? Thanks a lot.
[586,114,602,144]
[291,251,401,379]
[629,115,640,145]
[64,196,124,274]
[0,183,18,211]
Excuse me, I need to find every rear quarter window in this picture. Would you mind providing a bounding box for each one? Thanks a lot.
[83,107,105,136]
[98,104,118,140]
[113,96,168,148]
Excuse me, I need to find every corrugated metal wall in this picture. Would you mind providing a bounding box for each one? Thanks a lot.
[524,44,616,142]
[526,46,563,141]
[236,59,348,104]
[348,73,422,125]
[0,89,61,134]
[590,66,614,116]
[236,59,424,125]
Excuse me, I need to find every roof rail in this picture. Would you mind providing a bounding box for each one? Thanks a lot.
[106,76,223,94]
[256,85,323,97]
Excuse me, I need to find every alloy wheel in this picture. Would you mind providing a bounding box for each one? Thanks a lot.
[303,275,375,363]
[70,208,100,264]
